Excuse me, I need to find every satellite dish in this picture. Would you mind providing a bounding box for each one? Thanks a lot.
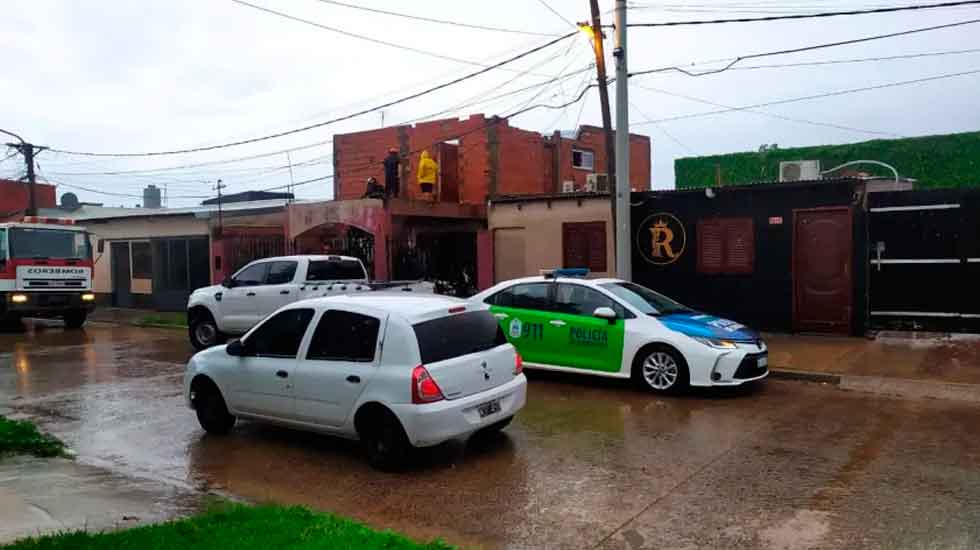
[61,192,80,210]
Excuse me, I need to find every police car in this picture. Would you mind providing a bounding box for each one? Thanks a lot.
[470,269,768,394]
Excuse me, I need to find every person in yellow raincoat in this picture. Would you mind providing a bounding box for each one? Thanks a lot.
[417,150,439,200]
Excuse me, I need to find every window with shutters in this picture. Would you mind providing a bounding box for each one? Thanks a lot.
[563,221,607,272]
[697,218,754,274]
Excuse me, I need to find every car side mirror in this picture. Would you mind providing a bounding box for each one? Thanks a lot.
[593,306,617,324]
[222,277,236,288]
[226,339,245,356]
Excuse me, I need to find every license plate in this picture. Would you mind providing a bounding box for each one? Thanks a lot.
[757,356,768,368]
[477,399,501,418]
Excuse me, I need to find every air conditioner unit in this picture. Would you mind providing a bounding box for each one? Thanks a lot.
[779,160,821,182]
[561,180,576,193]
[586,173,610,192]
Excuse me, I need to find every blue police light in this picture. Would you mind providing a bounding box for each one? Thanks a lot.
[542,268,590,279]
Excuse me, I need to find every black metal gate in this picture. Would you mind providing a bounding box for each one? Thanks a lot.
[869,189,980,331]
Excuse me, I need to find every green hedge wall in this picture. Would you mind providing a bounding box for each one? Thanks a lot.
[674,131,980,189]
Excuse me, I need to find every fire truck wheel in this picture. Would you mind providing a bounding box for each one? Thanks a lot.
[63,310,88,329]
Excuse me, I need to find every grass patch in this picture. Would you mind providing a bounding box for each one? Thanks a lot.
[139,312,187,328]
[0,417,66,458]
[3,503,454,550]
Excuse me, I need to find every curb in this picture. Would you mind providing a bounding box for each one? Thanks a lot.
[137,323,188,331]
[769,369,841,385]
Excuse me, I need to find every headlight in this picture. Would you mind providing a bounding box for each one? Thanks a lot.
[81,293,95,302]
[692,337,737,350]
[11,293,28,304]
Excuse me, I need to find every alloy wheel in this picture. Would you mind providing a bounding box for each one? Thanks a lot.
[643,351,679,390]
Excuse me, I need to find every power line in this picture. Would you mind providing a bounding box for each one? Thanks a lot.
[726,47,980,71]
[537,0,580,28]
[629,100,698,155]
[311,0,558,36]
[49,31,577,158]
[627,0,980,27]
[631,82,900,136]
[232,0,511,69]
[631,66,980,126]
[630,18,980,77]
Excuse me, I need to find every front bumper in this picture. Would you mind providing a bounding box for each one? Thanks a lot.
[390,374,528,447]
[689,341,769,386]
[3,292,96,316]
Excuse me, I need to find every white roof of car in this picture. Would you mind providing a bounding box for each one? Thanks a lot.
[250,254,361,263]
[298,292,476,323]
[493,276,624,287]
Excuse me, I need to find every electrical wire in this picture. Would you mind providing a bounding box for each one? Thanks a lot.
[232,0,524,70]
[629,100,698,155]
[631,82,900,136]
[536,0,580,28]
[310,0,559,36]
[49,31,577,158]
[630,66,980,126]
[629,18,980,77]
[627,0,980,27]
[725,47,980,72]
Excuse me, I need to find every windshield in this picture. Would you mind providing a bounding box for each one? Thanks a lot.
[306,259,367,281]
[8,228,92,260]
[599,282,692,315]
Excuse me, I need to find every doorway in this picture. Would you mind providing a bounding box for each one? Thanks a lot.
[793,207,853,333]
[111,242,133,308]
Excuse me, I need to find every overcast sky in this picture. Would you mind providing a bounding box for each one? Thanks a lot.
[1,0,978,207]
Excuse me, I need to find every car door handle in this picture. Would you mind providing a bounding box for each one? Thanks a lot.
[493,313,508,319]
[346,375,361,384]
[276,370,288,378]
[280,290,290,295]
[246,292,256,297]
[549,320,567,327]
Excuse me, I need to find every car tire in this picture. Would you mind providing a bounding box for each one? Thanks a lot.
[193,382,236,435]
[189,310,224,351]
[63,310,87,329]
[361,411,411,471]
[632,346,690,395]
[476,416,513,437]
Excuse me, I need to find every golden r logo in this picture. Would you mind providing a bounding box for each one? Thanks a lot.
[649,220,677,259]
[637,213,686,266]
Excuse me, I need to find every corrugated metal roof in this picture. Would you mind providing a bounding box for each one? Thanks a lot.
[36,198,299,221]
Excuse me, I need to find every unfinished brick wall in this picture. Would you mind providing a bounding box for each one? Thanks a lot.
[332,116,652,203]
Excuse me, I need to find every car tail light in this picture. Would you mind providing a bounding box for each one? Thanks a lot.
[513,351,523,375]
[411,365,444,404]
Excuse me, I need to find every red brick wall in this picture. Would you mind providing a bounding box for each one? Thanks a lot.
[553,126,652,192]
[0,180,57,218]
[332,117,652,203]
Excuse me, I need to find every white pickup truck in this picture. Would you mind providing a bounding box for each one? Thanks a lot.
[187,255,428,350]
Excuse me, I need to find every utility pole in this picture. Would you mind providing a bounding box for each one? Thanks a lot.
[214,179,226,238]
[613,0,631,280]
[584,0,616,238]
[286,151,296,202]
[2,128,45,217]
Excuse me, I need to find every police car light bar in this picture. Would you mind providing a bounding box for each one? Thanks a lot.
[541,268,589,279]
[22,216,76,225]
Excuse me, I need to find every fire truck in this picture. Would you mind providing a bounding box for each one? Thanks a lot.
[0,216,96,328]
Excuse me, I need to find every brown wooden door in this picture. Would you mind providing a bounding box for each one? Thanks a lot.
[437,143,459,203]
[793,208,853,333]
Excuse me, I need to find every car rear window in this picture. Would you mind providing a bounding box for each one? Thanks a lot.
[307,259,367,281]
[413,310,507,364]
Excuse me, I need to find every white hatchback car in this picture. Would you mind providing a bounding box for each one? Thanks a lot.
[184,293,527,469]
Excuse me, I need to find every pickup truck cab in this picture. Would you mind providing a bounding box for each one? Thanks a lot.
[187,255,371,350]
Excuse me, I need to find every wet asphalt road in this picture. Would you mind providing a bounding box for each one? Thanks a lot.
[2,322,980,550]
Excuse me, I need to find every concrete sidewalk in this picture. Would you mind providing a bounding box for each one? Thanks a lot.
[0,456,203,543]
[766,331,980,401]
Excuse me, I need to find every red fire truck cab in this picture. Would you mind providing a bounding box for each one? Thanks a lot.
[0,217,96,328]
